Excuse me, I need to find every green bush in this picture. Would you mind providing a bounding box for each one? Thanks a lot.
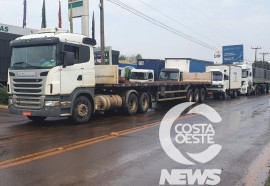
[0,87,8,105]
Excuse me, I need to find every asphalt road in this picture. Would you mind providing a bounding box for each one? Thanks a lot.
[0,95,269,186]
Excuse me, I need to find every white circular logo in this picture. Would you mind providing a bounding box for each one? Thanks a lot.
[159,102,222,165]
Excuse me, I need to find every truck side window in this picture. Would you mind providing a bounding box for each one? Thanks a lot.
[148,73,153,79]
[79,46,90,63]
[64,45,79,64]
[249,72,252,77]
[224,74,229,80]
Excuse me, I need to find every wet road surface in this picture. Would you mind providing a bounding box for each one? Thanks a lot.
[0,95,269,185]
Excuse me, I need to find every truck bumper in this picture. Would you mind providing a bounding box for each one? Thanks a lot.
[9,104,62,117]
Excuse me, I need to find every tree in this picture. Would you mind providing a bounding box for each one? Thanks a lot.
[119,55,126,60]
[136,54,143,60]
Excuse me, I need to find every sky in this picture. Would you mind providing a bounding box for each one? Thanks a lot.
[0,0,270,62]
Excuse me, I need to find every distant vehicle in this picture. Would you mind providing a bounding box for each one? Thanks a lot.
[165,58,214,72]
[129,69,154,83]
[235,62,270,95]
[206,65,242,99]
[159,58,213,81]
[137,59,165,81]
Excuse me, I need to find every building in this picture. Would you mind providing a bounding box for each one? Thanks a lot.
[0,23,36,85]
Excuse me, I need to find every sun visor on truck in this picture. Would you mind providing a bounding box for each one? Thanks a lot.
[10,37,60,47]
[82,37,96,46]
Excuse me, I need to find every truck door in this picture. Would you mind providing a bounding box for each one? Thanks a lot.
[81,46,95,87]
[60,44,83,94]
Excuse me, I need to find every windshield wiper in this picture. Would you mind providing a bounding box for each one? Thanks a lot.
[12,61,32,67]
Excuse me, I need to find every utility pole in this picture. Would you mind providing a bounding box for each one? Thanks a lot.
[260,52,269,63]
[99,0,105,65]
[251,46,261,62]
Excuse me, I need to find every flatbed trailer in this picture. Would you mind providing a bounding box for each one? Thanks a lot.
[94,80,210,116]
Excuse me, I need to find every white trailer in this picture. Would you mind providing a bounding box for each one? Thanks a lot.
[206,65,242,99]
[235,62,270,95]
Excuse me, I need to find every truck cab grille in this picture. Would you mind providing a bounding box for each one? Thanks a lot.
[11,78,45,109]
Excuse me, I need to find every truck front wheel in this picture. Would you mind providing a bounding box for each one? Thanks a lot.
[138,93,149,113]
[27,116,47,123]
[72,96,92,124]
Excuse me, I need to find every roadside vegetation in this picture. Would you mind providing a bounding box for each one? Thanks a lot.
[265,176,270,186]
[0,86,8,105]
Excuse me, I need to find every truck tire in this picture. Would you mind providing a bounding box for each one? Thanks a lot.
[213,93,218,100]
[138,93,149,113]
[72,96,92,124]
[199,88,206,102]
[219,93,225,100]
[193,89,200,103]
[231,90,237,99]
[186,89,193,102]
[27,116,47,122]
[124,92,138,116]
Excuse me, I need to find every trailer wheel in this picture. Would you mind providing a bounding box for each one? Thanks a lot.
[213,93,218,100]
[231,90,237,99]
[138,93,149,113]
[124,93,138,116]
[27,116,47,123]
[199,88,206,102]
[193,89,200,103]
[219,93,225,100]
[186,89,193,102]
[72,96,92,124]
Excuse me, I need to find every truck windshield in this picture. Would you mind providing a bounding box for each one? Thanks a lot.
[242,70,248,78]
[10,45,57,69]
[212,72,223,81]
[159,71,179,80]
[130,72,147,80]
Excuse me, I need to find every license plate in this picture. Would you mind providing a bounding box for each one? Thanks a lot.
[23,111,32,116]
[208,92,213,95]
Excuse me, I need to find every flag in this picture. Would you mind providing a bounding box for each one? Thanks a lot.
[58,1,62,28]
[92,12,95,39]
[23,0,27,28]
[41,0,47,28]
[69,4,73,33]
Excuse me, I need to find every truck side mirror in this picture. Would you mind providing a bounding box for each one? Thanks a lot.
[63,51,74,67]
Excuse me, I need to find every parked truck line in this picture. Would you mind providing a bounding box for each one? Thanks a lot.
[7,29,212,124]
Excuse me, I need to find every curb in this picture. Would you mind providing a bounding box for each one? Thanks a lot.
[0,105,8,109]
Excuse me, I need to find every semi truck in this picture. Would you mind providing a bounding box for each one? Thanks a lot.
[137,59,165,81]
[165,58,214,73]
[7,29,212,124]
[235,62,270,95]
[159,58,212,82]
[129,69,155,82]
[206,65,242,99]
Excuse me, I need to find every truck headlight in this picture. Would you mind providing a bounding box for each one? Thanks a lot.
[45,101,61,107]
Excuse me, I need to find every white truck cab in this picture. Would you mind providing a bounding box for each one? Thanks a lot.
[129,69,154,82]
[206,65,242,99]
[8,28,97,123]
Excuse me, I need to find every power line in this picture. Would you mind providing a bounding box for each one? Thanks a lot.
[135,0,221,48]
[159,0,238,43]
[107,0,219,51]
[180,0,246,42]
